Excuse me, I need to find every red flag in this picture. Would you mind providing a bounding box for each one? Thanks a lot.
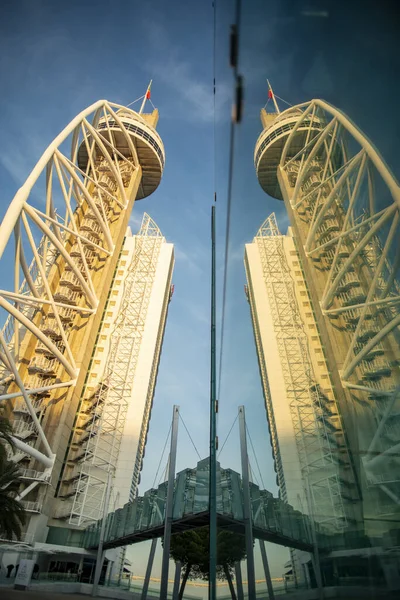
[268,90,273,99]
[146,90,151,100]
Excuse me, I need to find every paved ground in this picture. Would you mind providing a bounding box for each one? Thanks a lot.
[0,591,88,599]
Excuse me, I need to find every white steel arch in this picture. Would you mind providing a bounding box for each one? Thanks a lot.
[0,99,164,506]
[275,100,400,511]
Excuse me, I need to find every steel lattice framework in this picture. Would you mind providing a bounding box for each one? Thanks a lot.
[254,214,349,531]
[0,100,164,512]
[67,214,164,526]
[269,99,400,513]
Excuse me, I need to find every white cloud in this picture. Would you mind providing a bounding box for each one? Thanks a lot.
[144,20,230,123]
[174,242,206,274]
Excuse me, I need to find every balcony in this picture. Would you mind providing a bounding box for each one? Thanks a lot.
[336,271,361,294]
[317,218,340,241]
[357,342,385,361]
[36,339,65,357]
[359,356,391,380]
[13,398,42,414]
[80,385,108,413]
[53,285,81,305]
[62,465,82,482]
[337,244,351,259]
[28,354,58,377]
[301,172,323,193]
[98,174,117,193]
[342,309,360,327]
[20,500,43,514]
[74,426,99,446]
[20,468,50,482]
[80,219,102,240]
[59,270,82,292]
[339,287,367,307]
[67,447,86,463]
[13,419,38,440]
[24,374,54,395]
[40,318,62,340]
[356,322,379,343]
[76,412,99,430]
[81,231,103,247]
[12,441,35,462]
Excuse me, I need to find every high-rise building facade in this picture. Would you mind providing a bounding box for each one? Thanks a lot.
[0,98,171,551]
[55,215,174,528]
[247,93,400,567]
[245,216,355,531]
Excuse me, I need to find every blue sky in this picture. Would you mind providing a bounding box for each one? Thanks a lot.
[1,0,399,591]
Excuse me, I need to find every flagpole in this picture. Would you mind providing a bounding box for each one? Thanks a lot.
[267,79,280,114]
[139,80,152,114]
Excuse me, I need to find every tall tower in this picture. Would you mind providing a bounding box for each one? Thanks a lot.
[0,94,167,544]
[250,87,400,543]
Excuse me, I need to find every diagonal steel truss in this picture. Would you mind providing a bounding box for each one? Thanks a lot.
[66,214,164,526]
[277,100,400,513]
[253,214,349,531]
[0,100,162,506]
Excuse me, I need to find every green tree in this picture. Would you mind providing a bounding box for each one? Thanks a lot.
[0,415,14,462]
[167,527,247,600]
[0,416,26,540]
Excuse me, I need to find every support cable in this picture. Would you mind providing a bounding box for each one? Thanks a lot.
[246,424,266,489]
[274,94,293,107]
[152,423,172,489]
[249,461,261,488]
[126,94,145,108]
[179,413,202,461]
[158,460,169,487]
[217,413,238,458]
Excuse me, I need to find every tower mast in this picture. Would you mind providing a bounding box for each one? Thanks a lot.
[139,80,152,114]
[267,79,280,114]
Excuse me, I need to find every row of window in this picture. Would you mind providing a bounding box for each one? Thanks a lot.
[98,121,165,168]
[254,119,322,168]
[291,255,330,379]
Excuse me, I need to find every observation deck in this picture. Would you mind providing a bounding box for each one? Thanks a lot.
[254,107,324,200]
[78,109,165,200]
